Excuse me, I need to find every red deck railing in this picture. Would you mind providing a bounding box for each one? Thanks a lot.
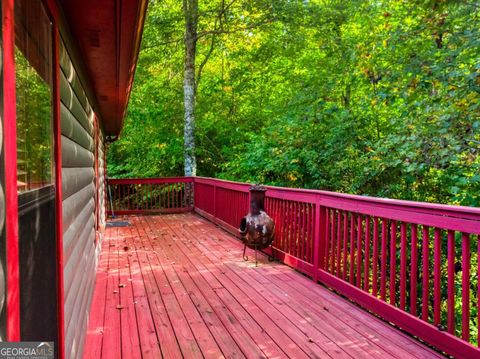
[107,176,480,359]
[107,177,193,214]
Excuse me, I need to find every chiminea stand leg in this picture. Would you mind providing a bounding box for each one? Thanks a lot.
[243,243,248,261]
[254,243,258,267]
[268,243,275,262]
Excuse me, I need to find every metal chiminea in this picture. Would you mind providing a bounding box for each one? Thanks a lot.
[239,185,275,266]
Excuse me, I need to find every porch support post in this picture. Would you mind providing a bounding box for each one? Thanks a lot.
[2,0,19,341]
[50,6,65,357]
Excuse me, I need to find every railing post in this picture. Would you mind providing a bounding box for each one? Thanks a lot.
[213,183,217,217]
[313,198,324,282]
[190,177,195,210]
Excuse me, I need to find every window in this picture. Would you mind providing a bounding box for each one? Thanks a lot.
[15,0,53,193]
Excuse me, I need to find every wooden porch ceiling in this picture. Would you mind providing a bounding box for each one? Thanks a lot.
[83,213,444,358]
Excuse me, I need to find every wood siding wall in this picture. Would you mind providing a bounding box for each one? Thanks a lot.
[98,130,106,230]
[59,37,102,359]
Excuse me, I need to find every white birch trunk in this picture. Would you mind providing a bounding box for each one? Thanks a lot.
[183,0,197,177]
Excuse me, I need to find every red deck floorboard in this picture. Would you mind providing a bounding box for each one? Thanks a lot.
[83,213,445,359]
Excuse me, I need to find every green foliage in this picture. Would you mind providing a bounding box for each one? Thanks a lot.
[108,0,480,207]
[106,0,480,343]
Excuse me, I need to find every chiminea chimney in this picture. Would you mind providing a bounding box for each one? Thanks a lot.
[238,185,275,266]
[249,184,266,215]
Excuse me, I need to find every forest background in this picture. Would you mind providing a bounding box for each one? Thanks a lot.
[107,0,480,207]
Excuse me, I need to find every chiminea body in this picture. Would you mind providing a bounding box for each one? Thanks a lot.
[239,185,274,251]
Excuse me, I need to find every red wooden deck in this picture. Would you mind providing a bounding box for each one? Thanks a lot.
[83,213,444,359]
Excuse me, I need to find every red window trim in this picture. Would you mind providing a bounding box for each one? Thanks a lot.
[2,1,65,358]
[2,0,20,342]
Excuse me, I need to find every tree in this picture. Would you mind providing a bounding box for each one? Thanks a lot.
[183,0,198,176]
[109,0,480,207]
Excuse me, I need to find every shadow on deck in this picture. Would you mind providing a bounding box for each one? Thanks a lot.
[83,213,444,358]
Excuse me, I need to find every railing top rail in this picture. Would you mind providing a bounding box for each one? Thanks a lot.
[107,176,480,220]
[194,176,480,220]
[107,177,194,184]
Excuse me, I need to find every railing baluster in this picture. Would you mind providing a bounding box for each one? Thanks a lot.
[331,209,336,273]
[149,183,153,210]
[356,214,362,287]
[303,203,308,261]
[280,201,286,253]
[306,203,313,263]
[462,233,470,342]
[336,211,342,277]
[422,226,430,322]
[434,228,442,326]
[364,216,370,292]
[306,203,309,261]
[342,211,348,280]
[372,217,379,297]
[325,209,331,272]
[380,219,388,301]
[390,220,397,305]
[447,230,455,334]
[410,224,418,316]
[180,182,184,208]
[296,202,301,259]
[349,213,355,284]
[299,202,303,259]
[290,201,295,256]
[136,184,140,211]
[400,222,407,311]
[284,201,289,255]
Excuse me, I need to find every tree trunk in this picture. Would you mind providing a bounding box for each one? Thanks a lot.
[183,0,198,176]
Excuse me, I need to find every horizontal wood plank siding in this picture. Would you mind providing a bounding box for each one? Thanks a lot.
[59,36,100,359]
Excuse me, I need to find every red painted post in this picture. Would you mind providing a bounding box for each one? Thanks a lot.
[313,201,322,281]
[410,224,418,316]
[280,200,286,253]
[52,19,66,359]
[342,211,348,280]
[2,0,20,341]
[213,184,217,217]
